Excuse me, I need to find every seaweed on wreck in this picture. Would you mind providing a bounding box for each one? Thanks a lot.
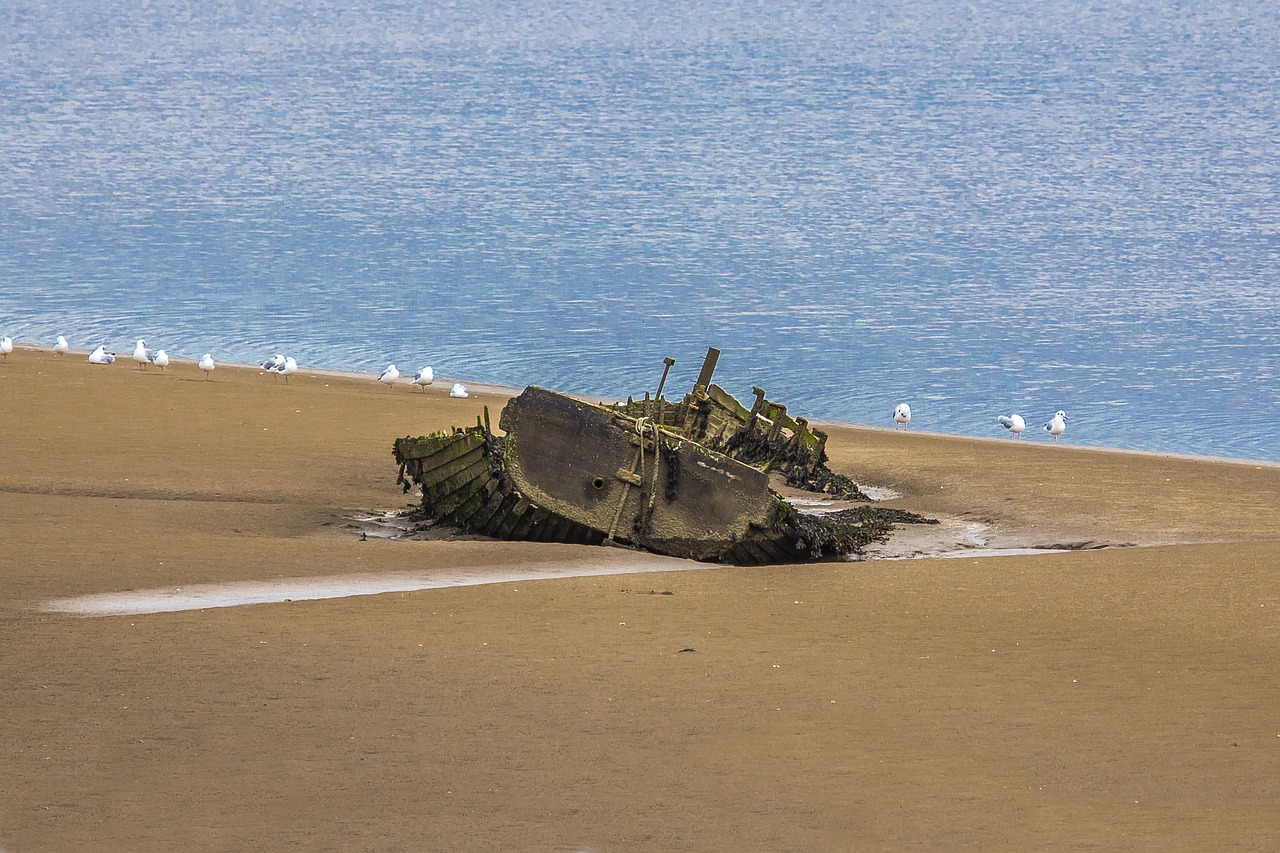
[718,427,871,501]
[663,444,680,502]
[789,506,939,558]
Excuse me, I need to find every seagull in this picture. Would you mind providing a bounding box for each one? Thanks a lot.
[88,345,116,365]
[198,353,216,380]
[378,363,399,390]
[892,402,911,429]
[54,335,70,357]
[413,366,434,392]
[276,355,298,384]
[153,349,170,371]
[1045,410,1068,441]
[261,353,286,381]
[449,382,469,398]
[0,336,12,360]
[132,339,155,369]
[996,413,1026,438]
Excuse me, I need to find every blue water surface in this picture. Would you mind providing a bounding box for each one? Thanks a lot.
[2,1,1277,460]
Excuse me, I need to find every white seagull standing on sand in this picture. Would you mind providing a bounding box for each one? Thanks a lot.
[88,345,116,365]
[413,366,434,392]
[54,335,70,357]
[378,363,400,390]
[997,413,1026,438]
[0,336,13,360]
[892,402,911,429]
[1045,410,1068,441]
[276,356,298,384]
[261,353,286,381]
[132,339,155,369]
[198,353,216,379]
[153,349,170,371]
[450,382,469,398]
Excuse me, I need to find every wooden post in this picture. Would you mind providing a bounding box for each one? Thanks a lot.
[655,357,676,400]
[694,347,720,392]
[682,347,720,439]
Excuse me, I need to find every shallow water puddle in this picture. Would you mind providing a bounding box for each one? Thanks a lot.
[935,547,1071,559]
[41,544,1088,617]
[783,485,900,514]
[41,560,711,617]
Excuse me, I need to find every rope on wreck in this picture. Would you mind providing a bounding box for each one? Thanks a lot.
[631,417,662,520]
[605,417,645,541]
[604,416,662,542]
[640,418,662,516]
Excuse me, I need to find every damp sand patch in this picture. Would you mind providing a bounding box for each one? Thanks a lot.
[935,546,1071,559]
[40,559,716,617]
[41,538,1130,617]
[854,518,1133,561]
[46,508,1142,617]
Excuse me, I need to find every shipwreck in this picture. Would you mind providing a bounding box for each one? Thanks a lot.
[392,348,934,564]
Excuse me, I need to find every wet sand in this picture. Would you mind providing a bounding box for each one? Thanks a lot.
[2,346,1279,851]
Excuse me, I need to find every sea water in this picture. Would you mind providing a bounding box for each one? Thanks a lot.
[2,1,1277,461]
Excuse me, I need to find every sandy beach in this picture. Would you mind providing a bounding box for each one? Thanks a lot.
[2,346,1279,851]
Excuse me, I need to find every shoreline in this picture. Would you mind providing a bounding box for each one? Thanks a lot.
[814,416,1280,470]
[10,340,1277,469]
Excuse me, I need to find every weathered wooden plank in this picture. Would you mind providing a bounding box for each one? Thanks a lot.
[416,435,486,476]
[471,486,514,535]
[734,537,773,565]
[535,514,570,543]
[510,507,547,540]
[432,471,493,519]
[490,496,533,539]
[419,448,483,489]
[395,432,480,463]
[452,479,500,527]
[478,491,522,537]
[750,534,789,563]
[425,458,490,505]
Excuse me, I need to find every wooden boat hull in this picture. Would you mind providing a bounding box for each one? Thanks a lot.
[394,386,934,565]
